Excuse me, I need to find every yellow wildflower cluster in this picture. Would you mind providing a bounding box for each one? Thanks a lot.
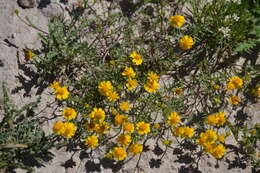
[85,108,110,135]
[206,112,226,127]
[121,66,138,91]
[197,129,226,159]
[173,126,194,138]
[53,121,77,138]
[106,143,143,161]
[144,72,160,93]
[50,81,70,100]
[114,114,128,126]
[98,81,120,102]
[226,76,243,90]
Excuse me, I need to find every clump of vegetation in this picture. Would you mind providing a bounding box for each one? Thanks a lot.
[0,85,55,171]
[11,0,260,171]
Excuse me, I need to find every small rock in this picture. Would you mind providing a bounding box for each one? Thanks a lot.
[18,0,36,8]
[40,3,64,18]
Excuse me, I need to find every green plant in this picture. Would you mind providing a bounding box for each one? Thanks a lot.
[16,0,260,171]
[0,85,54,172]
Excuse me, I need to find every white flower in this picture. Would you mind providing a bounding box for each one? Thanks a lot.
[219,27,231,38]
[232,14,240,21]
[225,15,232,22]
[225,14,240,22]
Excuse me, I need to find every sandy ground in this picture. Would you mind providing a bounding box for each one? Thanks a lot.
[0,0,258,173]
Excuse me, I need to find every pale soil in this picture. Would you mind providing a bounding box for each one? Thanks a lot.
[0,0,258,173]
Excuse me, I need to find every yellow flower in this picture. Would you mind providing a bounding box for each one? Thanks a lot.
[84,135,99,149]
[89,108,106,122]
[119,102,130,112]
[144,80,160,93]
[126,78,138,91]
[226,76,243,90]
[179,35,195,50]
[252,86,260,96]
[112,147,127,160]
[62,122,76,138]
[55,86,70,100]
[123,122,135,133]
[183,127,194,138]
[147,72,159,81]
[24,49,35,61]
[173,127,185,137]
[107,91,120,102]
[169,15,185,28]
[204,143,214,153]
[136,121,150,135]
[62,107,77,120]
[114,114,128,126]
[95,122,110,134]
[117,134,132,146]
[228,96,240,105]
[206,112,226,127]
[112,147,127,161]
[173,126,194,138]
[53,121,65,135]
[50,81,60,90]
[98,81,113,96]
[162,140,172,145]
[130,51,143,65]
[216,112,226,126]
[167,112,180,126]
[129,143,143,155]
[210,144,226,159]
[206,114,219,126]
[122,67,136,78]
[85,121,98,132]
[173,88,183,95]
[218,134,226,143]
[197,130,218,147]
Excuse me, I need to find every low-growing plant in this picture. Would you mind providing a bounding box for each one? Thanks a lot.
[15,0,260,171]
[0,85,55,172]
